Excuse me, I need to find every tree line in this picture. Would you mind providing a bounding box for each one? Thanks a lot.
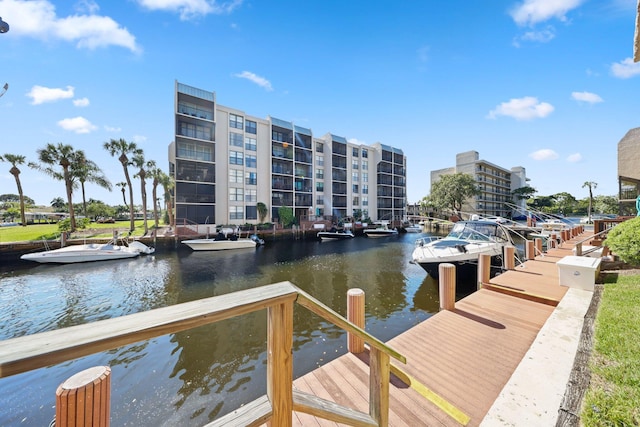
[0,138,175,234]
[419,173,620,218]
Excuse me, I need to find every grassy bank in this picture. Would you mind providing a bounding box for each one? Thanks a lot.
[0,220,150,243]
[581,273,640,426]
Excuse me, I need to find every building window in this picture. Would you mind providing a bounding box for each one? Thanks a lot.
[230,132,243,147]
[352,159,359,169]
[353,184,359,193]
[363,197,368,206]
[245,189,257,203]
[245,171,257,185]
[245,136,257,151]
[316,181,324,192]
[316,155,324,167]
[230,151,243,165]
[361,149,368,158]
[316,142,324,153]
[352,172,359,181]
[363,172,368,182]
[245,154,257,168]
[230,114,244,130]
[230,206,244,220]
[229,169,243,183]
[362,160,368,170]
[352,147,359,157]
[316,168,324,179]
[353,196,359,205]
[229,188,244,201]
[246,205,257,219]
[316,196,324,205]
[245,120,257,134]
[363,184,368,194]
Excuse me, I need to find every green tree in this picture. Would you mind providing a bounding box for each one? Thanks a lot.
[146,161,161,229]
[257,202,268,224]
[604,217,640,265]
[512,185,537,202]
[116,182,127,205]
[552,192,578,216]
[278,206,295,227]
[74,153,112,217]
[582,181,597,221]
[593,195,618,215]
[158,170,175,227]
[86,199,114,220]
[50,197,66,211]
[104,138,140,232]
[30,143,81,231]
[132,151,149,235]
[0,154,28,226]
[428,173,480,214]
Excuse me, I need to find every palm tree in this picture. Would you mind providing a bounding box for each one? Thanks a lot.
[0,154,28,226]
[30,143,80,231]
[74,152,112,217]
[104,139,139,232]
[132,151,149,235]
[116,182,127,205]
[158,170,175,228]
[582,181,598,221]
[257,202,268,224]
[146,161,162,229]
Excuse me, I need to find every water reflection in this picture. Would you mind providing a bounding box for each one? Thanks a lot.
[0,232,468,426]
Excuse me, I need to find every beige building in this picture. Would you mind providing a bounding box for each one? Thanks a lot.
[430,150,527,218]
[617,127,640,215]
[168,81,407,226]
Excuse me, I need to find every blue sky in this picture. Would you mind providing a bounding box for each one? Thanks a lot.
[0,0,639,207]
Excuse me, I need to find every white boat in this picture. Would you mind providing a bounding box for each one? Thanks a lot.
[317,229,354,240]
[363,221,398,237]
[182,233,264,251]
[411,220,514,279]
[20,240,155,264]
[403,223,422,233]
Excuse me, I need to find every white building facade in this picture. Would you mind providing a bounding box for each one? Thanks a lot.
[168,82,406,226]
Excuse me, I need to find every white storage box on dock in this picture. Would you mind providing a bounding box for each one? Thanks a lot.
[557,256,601,292]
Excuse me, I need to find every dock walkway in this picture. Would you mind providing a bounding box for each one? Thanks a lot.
[288,231,596,426]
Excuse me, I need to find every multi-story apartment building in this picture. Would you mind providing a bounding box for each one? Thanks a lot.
[168,82,406,226]
[617,127,640,215]
[430,150,527,218]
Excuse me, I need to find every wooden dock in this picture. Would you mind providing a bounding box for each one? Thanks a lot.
[286,230,595,426]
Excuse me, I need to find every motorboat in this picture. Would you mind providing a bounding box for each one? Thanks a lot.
[411,220,514,279]
[20,239,155,264]
[182,232,264,251]
[403,223,422,233]
[363,221,398,237]
[317,228,354,240]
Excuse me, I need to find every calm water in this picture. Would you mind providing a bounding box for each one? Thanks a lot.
[0,231,470,426]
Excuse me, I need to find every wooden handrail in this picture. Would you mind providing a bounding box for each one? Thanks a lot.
[0,281,405,427]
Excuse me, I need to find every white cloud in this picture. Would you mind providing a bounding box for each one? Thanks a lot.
[27,85,74,105]
[529,149,559,161]
[133,135,147,143]
[137,0,243,20]
[234,71,273,91]
[567,153,582,162]
[73,97,90,107]
[75,0,100,14]
[57,116,97,133]
[348,138,367,146]
[487,96,554,120]
[571,91,603,104]
[510,0,584,26]
[104,125,122,132]
[1,0,140,53]
[611,58,640,78]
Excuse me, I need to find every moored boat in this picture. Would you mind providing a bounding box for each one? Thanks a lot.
[363,221,398,237]
[182,232,264,251]
[20,239,155,264]
[317,228,354,240]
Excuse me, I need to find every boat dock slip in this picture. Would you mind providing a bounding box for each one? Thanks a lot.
[285,230,596,426]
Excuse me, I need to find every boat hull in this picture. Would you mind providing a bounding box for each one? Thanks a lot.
[20,243,143,264]
[317,231,354,240]
[182,238,258,251]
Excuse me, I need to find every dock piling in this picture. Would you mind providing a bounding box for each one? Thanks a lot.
[347,288,366,353]
[438,263,456,311]
[55,366,111,427]
[478,254,491,290]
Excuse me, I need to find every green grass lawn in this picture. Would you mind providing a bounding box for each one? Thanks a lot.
[581,274,640,426]
[0,220,151,243]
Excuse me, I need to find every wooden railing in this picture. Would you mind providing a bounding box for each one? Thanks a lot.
[0,282,405,427]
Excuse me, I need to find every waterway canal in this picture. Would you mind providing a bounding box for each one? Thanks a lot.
[0,231,473,426]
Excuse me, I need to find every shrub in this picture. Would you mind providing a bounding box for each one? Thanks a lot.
[604,217,640,266]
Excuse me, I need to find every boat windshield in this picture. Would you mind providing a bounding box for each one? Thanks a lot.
[446,222,502,242]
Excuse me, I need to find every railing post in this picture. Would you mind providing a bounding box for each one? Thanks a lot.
[438,263,456,311]
[369,347,390,427]
[477,254,491,290]
[549,234,557,249]
[347,288,365,354]
[55,366,111,427]
[534,237,543,255]
[504,245,516,270]
[267,301,293,427]
[575,242,583,256]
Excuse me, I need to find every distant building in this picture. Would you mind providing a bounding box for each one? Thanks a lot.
[430,150,527,218]
[168,82,406,226]
[617,127,640,215]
